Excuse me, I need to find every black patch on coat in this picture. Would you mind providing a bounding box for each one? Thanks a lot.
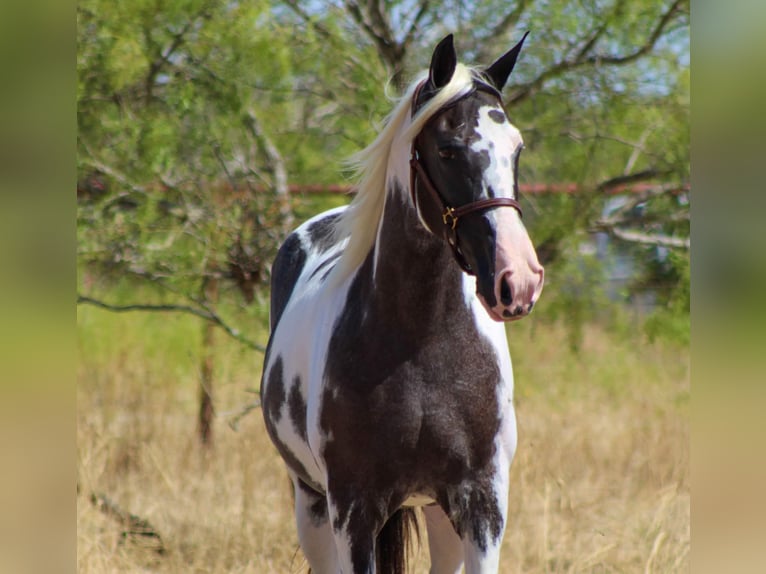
[512,145,522,198]
[262,357,322,492]
[488,109,506,124]
[269,233,307,330]
[288,376,307,441]
[320,186,504,561]
[306,212,341,253]
[262,356,286,426]
[308,250,342,281]
[438,480,504,552]
[297,479,328,527]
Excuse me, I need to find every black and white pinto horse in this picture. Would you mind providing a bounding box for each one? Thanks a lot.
[261,34,544,574]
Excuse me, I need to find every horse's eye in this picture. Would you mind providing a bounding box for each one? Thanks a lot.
[438,148,454,160]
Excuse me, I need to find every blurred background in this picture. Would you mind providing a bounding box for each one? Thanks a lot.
[73,1,692,572]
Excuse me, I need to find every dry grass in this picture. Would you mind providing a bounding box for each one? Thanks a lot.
[77,307,689,573]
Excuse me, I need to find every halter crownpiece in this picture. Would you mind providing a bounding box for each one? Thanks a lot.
[409,80,524,274]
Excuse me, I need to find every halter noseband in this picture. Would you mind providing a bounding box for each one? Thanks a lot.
[409,81,523,275]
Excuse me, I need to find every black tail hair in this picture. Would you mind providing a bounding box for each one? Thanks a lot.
[376,508,420,574]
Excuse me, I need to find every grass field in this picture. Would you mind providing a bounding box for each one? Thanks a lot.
[77,297,689,573]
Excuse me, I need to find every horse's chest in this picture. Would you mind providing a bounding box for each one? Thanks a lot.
[319,336,504,488]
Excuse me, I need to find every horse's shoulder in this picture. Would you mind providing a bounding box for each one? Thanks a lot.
[270,207,347,330]
[302,206,345,254]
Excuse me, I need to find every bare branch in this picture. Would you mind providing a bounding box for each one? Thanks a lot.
[77,294,266,353]
[623,126,655,174]
[344,0,401,71]
[281,0,367,73]
[143,1,217,102]
[78,140,148,199]
[475,0,532,63]
[242,110,292,227]
[591,223,690,249]
[89,491,165,553]
[402,1,433,54]
[590,178,690,250]
[508,0,688,106]
[596,169,674,193]
[224,398,262,431]
[242,111,288,198]
[282,0,339,41]
[584,0,686,66]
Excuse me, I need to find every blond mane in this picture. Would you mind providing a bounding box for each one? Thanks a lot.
[329,64,477,285]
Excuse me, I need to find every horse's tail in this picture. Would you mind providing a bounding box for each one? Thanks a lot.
[376,507,420,574]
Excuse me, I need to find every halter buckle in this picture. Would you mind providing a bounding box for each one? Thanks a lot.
[442,207,458,230]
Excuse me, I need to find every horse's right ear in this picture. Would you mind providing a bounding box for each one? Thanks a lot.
[485,31,529,91]
[428,34,457,89]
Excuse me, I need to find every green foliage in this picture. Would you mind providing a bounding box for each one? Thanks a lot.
[643,249,690,344]
[534,235,611,353]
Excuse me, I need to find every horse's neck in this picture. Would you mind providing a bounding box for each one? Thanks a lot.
[367,179,464,324]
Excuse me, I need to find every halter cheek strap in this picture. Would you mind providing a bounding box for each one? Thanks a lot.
[409,81,523,275]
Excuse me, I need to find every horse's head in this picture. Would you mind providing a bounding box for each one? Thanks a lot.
[411,34,544,322]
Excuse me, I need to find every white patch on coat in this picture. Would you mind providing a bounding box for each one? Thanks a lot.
[462,273,517,461]
[263,206,359,493]
[469,106,545,318]
[470,105,523,200]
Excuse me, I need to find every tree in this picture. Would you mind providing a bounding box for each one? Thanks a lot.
[78,0,294,444]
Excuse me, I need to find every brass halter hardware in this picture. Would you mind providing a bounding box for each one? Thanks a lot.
[442,207,458,230]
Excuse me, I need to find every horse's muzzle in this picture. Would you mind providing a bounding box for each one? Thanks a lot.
[480,210,544,322]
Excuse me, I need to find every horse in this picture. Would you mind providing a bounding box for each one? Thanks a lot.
[260,33,544,574]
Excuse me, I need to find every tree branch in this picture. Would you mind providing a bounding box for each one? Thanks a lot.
[508,0,687,105]
[584,0,686,66]
[344,0,400,71]
[280,0,368,74]
[143,1,217,102]
[590,179,690,250]
[242,110,292,227]
[224,397,262,431]
[590,224,690,249]
[596,169,674,193]
[89,491,165,554]
[78,140,148,201]
[242,111,288,198]
[475,0,531,63]
[402,1,433,55]
[77,294,266,353]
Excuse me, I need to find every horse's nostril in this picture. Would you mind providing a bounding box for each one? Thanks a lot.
[500,276,513,306]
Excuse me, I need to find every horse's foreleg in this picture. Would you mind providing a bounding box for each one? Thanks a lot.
[292,477,338,574]
[459,462,510,574]
[327,491,380,574]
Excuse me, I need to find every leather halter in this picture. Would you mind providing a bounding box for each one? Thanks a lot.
[409,81,523,274]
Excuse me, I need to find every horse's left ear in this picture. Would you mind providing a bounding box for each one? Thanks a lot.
[428,34,457,89]
[485,31,529,91]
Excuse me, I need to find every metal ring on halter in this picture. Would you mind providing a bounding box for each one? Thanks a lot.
[442,207,458,230]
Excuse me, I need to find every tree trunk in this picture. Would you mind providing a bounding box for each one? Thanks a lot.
[198,276,218,447]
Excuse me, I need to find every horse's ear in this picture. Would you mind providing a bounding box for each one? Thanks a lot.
[428,34,457,89]
[485,31,529,91]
